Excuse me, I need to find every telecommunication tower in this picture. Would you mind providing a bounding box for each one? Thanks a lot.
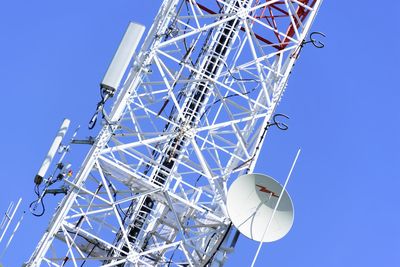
[25,0,323,266]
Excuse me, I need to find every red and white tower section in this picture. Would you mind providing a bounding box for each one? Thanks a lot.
[26,0,322,266]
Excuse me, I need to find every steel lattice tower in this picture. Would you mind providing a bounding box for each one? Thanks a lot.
[26,0,322,266]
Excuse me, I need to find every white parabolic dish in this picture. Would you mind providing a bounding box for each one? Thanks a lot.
[226,173,294,242]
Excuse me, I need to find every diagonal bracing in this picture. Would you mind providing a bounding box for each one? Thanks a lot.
[26,0,322,266]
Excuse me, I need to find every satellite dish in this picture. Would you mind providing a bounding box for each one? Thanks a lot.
[226,173,294,242]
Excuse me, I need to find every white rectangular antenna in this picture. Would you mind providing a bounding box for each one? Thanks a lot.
[100,22,145,94]
[34,119,70,185]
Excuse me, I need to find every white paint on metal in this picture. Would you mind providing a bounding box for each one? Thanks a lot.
[26,1,323,265]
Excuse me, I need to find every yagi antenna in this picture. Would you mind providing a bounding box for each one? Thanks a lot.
[34,119,70,186]
[0,198,22,244]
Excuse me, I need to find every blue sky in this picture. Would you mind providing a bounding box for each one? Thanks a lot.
[0,1,399,266]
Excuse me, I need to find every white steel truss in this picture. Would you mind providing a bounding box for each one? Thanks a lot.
[26,0,322,266]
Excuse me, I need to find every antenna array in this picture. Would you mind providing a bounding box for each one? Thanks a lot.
[25,1,322,266]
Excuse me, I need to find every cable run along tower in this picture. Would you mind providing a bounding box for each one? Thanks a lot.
[27,0,322,266]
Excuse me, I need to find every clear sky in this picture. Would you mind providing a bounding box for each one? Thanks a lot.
[0,1,399,266]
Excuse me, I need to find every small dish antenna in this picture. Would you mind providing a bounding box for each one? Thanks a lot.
[226,173,294,242]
